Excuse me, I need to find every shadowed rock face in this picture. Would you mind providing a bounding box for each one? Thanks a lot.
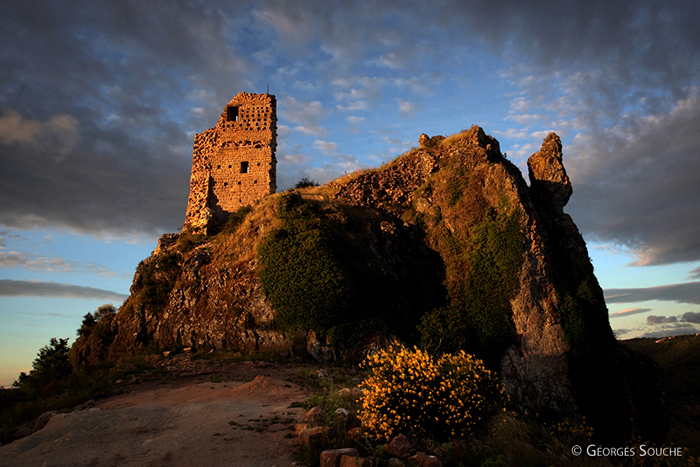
[73,126,666,444]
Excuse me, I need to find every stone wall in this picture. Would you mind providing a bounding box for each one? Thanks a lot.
[184,93,277,232]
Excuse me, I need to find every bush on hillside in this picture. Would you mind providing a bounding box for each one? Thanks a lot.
[359,342,505,443]
[71,304,118,370]
[294,177,319,188]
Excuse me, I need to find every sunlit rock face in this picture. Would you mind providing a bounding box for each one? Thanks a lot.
[528,132,573,213]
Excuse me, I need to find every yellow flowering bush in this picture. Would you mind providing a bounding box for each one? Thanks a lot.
[359,343,505,442]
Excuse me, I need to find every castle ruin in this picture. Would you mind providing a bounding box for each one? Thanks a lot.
[183,93,277,233]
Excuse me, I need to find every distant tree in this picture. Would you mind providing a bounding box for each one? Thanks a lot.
[93,304,116,322]
[295,177,319,189]
[14,337,72,397]
[32,338,71,377]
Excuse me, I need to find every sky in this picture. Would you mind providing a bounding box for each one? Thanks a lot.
[2,0,700,387]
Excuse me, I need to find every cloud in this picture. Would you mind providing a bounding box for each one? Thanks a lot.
[2,0,700,264]
[0,279,128,302]
[333,76,386,112]
[567,92,700,265]
[397,100,418,118]
[313,140,339,156]
[0,110,79,159]
[641,314,699,338]
[646,315,677,325]
[311,140,363,171]
[609,308,651,319]
[0,250,116,277]
[279,97,328,136]
[0,2,252,236]
[681,311,700,324]
[640,325,699,339]
[604,282,700,305]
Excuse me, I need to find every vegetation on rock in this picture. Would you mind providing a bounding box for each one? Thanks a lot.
[418,202,524,365]
[257,192,444,351]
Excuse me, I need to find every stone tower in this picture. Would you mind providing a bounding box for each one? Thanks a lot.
[184,93,277,233]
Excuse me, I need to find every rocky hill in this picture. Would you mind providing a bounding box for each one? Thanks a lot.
[70,126,665,443]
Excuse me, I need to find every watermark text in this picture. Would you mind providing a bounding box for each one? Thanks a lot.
[570,444,684,458]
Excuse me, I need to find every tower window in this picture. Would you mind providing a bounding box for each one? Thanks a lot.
[226,106,239,122]
[240,161,249,173]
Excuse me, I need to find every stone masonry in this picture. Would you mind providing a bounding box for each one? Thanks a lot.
[184,93,277,233]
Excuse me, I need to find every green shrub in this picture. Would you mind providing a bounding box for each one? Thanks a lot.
[175,230,206,251]
[294,177,319,188]
[137,251,181,312]
[359,342,505,443]
[257,194,413,349]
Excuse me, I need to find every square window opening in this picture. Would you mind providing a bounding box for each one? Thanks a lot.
[226,106,239,122]
[240,161,249,173]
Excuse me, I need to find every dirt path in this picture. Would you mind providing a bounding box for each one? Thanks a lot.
[0,359,313,467]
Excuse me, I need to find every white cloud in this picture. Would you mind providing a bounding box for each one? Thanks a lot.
[337,101,369,112]
[347,116,364,125]
[313,140,339,156]
[333,76,386,112]
[397,99,418,117]
[279,96,329,136]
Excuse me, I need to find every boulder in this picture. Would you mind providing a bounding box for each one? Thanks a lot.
[340,455,374,467]
[384,434,411,459]
[298,426,329,447]
[408,452,442,467]
[320,448,360,467]
[32,411,56,433]
[419,133,431,147]
[295,423,310,436]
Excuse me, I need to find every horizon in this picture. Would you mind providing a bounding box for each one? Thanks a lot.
[2,0,700,387]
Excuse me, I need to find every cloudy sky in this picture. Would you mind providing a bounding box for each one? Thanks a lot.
[2,0,700,386]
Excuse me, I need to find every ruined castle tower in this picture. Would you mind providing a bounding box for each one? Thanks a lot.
[183,93,277,233]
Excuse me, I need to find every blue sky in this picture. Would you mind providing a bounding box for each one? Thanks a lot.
[2,0,700,386]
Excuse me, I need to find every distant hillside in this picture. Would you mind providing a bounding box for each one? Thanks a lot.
[622,334,700,455]
[71,126,666,443]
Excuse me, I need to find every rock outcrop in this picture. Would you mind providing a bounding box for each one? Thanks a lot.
[72,126,664,443]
